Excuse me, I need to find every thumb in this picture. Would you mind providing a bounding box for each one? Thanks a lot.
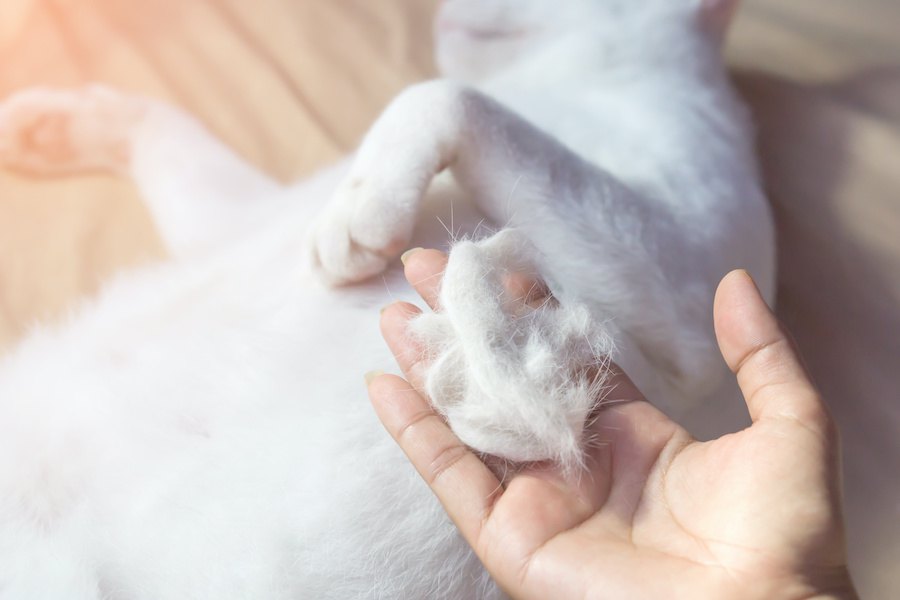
[714,270,830,431]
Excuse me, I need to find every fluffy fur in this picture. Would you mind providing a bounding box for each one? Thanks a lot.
[0,0,773,598]
[410,230,616,469]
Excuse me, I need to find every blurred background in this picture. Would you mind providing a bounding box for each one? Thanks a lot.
[0,0,897,596]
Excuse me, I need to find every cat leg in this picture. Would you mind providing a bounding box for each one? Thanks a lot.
[0,85,282,255]
[310,80,717,403]
[308,79,656,304]
[307,81,474,284]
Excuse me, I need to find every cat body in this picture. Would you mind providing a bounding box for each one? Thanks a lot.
[0,0,773,598]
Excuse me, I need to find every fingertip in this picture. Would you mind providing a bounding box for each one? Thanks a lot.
[366,372,407,407]
[400,247,424,266]
[364,370,385,388]
[714,270,765,318]
[366,373,425,435]
[713,270,827,426]
[403,247,446,274]
[403,248,448,310]
[714,269,776,373]
[379,301,422,337]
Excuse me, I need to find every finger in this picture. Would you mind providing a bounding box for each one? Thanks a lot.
[583,367,687,524]
[714,270,830,429]
[380,301,430,389]
[367,374,502,547]
[402,248,448,311]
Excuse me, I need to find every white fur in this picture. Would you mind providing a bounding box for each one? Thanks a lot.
[0,0,773,597]
[410,229,616,468]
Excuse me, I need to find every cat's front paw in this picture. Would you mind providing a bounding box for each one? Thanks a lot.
[308,81,471,285]
[307,173,419,285]
[0,85,145,175]
[410,230,615,470]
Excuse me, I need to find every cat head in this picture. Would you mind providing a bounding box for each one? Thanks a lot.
[434,0,740,82]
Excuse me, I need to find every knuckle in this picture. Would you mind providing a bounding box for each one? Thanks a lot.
[393,404,466,488]
[425,442,469,486]
[736,336,792,377]
[395,408,436,442]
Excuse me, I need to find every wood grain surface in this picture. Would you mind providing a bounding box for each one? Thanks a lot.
[0,1,897,596]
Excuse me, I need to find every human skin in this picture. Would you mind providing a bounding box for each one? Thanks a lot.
[367,248,858,600]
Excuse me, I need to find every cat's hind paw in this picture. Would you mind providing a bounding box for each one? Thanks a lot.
[409,230,615,471]
[0,85,144,175]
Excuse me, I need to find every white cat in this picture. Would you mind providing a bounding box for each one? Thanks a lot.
[0,0,774,598]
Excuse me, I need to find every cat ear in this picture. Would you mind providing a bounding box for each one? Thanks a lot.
[698,0,741,38]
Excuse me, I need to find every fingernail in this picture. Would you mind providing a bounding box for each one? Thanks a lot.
[364,370,385,386]
[400,247,423,266]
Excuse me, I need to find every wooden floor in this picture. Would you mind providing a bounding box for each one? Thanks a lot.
[0,1,898,597]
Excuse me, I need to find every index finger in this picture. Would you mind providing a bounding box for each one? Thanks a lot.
[367,374,502,547]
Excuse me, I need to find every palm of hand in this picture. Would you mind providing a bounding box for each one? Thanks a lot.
[369,249,852,600]
[486,398,844,600]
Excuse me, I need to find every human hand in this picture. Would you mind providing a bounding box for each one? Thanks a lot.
[367,249,858,600]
